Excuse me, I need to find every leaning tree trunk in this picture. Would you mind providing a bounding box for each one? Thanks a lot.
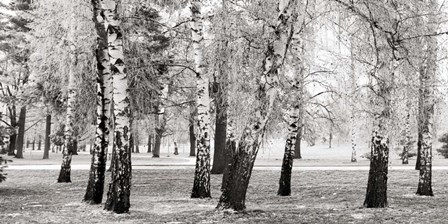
[84,0,112,205]
[15,106,26,159]
[278,13,305,195]
[103,0,132,214]
[293,126,303,159]
[363,49,395,208]
[278,104,300,196]
[190,0,212,199]
[217,0,297,211]
[43,113,51,159]
[221,119,236,191]
[57,14,77,183]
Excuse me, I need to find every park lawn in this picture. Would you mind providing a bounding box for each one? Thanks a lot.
[1,169,448,223]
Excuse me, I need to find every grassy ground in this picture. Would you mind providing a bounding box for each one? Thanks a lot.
[1,169,448,223]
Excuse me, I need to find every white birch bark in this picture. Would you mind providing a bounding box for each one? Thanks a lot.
[103,0,132,214]
[190,0,212,198]
[84,0,113,204]
[417,0,437,195]
[57,10,77,183]
[350,42,357,163]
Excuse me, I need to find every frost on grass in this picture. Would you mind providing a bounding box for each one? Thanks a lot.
[3,169,448,223]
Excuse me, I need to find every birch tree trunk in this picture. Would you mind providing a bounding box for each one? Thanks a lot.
[103,0,132,214]
[57,12,77,183]
[147,133,151,153]
[190,0,212,198]
[402,99,411,165]
[84,0,113,204]
[217,0,297,211]
[153,84,169,158]
[416,1,437,195]
[278,104,300,196]
[278,6,305,195]
[43,113,51,159]
[363,48,395,208]
[350,42,357,163]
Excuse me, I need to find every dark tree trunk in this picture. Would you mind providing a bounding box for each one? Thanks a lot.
[221,137,236,191]
[217,135,258,211]
[129,133,134,153]
[32,139,35,151]
[329,131,333,149]
[134,133,139,153]
[38,137,42,150]
[72,138,78,155]
[84,81,109,205]
[211,98,227,174]
[402,145,409,164]
[26,139,29,149]
[84,133,108,204]
[293,125,302,159]
[153,129,162,158]
[15,105,27,159]
[43,114,50,160]
[174,142,179,155]
[189,120,196,157]
[0,145,6,154]
[8,105,17,156]
[363,133,389,208]
[8,133,16,156]
[416,132,422,170]
[38,136,42,150]
[147,133,152,153]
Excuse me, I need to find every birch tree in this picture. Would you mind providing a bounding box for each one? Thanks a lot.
[84,0,113,204]
[278,0,307,196]
[416,0,438,196]
[333,0,400,208]
[217,0,297,210]
[190,0,212,199]
[103,0,132,214]
[57,11,77,183]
